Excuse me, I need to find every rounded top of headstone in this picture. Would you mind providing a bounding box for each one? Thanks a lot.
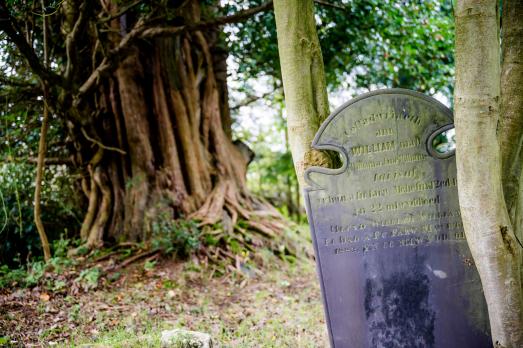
[305,88,453,188]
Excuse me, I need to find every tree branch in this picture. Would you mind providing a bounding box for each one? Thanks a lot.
[64,0,96,83]
[139,1,274,37]
[231,88,280,111]
[81,127,127,155]
[198,1,274,27]
[99,0,144,23]
[76,1,274,98]
[0,1,63,86]
[313,0,346,10]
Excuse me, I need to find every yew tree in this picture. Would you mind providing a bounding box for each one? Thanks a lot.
[0,0,282,250]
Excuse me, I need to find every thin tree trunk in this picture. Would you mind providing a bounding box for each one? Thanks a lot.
[273,0,335,189]
[295,179,300,221]
[284,123,294,219]
[34,90,51,261]
[34,0,51,261]
[499,0,523,264]
[454,1,523,346]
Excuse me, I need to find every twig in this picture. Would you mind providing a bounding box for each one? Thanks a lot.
[145,252,160,263]
[90,250,124,263]
[117,241,141,248]
[314,0,346,10]
[230,88,280,111]
[81,128,127,155]
[110,249,160,271]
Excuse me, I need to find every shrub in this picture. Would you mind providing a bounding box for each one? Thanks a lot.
[151,213,200,258]
[0,264,26,288]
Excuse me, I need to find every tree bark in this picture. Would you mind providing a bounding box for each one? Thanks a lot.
[34,90,52,261]
[454,1,523,346]
[273,0,336,189]
[69,3,280,248]
[34,0,51,261]
[499,0,523,266]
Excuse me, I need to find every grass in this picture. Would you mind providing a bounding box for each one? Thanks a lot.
[65,326,161,347]
[57,265,326,347]
[1,226,328,347]
[61,258,326,347]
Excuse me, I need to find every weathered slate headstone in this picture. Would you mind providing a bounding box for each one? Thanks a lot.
[304,89,491,348]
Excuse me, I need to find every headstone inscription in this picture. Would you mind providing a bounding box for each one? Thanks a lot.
[304,89,491,348]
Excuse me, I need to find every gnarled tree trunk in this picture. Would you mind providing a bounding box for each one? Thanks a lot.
[69,2,276,247]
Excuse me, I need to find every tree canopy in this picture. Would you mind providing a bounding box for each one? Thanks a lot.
[227,0,454,98]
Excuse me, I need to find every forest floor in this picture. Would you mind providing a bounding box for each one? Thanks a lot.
[0,241,329,347]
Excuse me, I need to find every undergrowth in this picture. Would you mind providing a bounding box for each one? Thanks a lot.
[0,217,310,293]
[150,215,201,258]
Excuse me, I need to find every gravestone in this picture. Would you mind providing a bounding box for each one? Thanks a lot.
[304,89,491,348]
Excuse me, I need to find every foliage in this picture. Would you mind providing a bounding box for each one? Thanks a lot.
[74,267,101,291]
[51,233,74,258]
[143,260,157,271]
[0,162,82,266]
[151,214,201,258]
[0,264,26,288]
[227,0,455,98]
[432,128,456,154]
[0,260,46,288]
[25,260,46,286]
[0,236,77,288]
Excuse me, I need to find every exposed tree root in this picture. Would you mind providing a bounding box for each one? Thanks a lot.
[109,249,160,272]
